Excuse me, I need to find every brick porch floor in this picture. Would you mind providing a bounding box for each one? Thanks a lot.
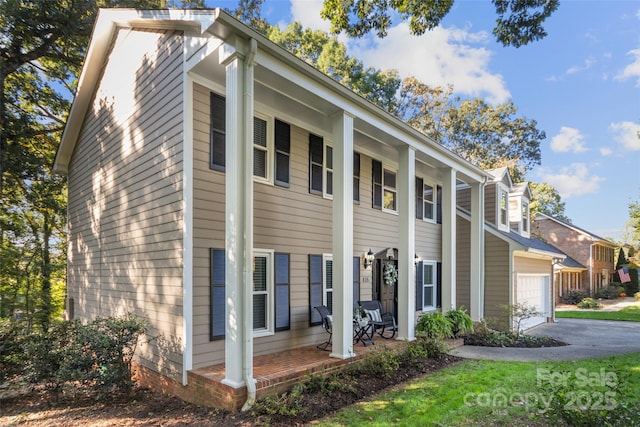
[189,337,408,410]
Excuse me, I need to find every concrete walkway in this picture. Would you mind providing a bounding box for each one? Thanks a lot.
[450,318,640,361]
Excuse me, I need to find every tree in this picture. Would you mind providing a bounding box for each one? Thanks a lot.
[320,0,559,48]
[267,22,401,113]
[627,191,640,263]
[0,0,199,329]
[529,181,570,222]
[397,79,544,180]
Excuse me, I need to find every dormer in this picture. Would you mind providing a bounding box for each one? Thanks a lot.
[486,167,512,232]
[509,182,532,238]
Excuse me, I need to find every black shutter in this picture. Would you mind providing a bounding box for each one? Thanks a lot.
[275,119,291,187]
[309,134,323,194]
[437,185,442,224]
[210,93,226,171]
[275,253,290,331]
[416,177,424,219]
[353,257,360,310]
[437,262,442,308]
[309,255,323,325]
[372,159,382,209]
[210,249,225,340]
[416,261,423,311]
[353,152,360,203]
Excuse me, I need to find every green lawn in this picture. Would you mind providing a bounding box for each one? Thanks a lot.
[317,353,640,426]
[556,302,640,322]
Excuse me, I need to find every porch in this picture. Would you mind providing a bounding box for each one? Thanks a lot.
[186,339,408,411]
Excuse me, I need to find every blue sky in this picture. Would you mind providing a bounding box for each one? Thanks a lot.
[213,1,640,242]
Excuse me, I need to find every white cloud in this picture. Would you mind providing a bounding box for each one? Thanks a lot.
[610,121,640,151]
[550,127,588,153]
[615,49,640,86]
[290,1,510,105]
[536,163,604,199]
[290,0,331,32]
[566,57,596,75]
[600,147,613,156]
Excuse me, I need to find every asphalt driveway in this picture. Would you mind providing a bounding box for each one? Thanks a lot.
[450,318,640,361]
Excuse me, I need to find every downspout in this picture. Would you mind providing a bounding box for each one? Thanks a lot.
[589,242,594,296]
[241,37,258,412]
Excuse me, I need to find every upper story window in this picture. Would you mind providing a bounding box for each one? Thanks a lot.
[353,153,360,203]
[498,185,509,230]
[210,93,290,187]
[372,159,397,213]
[309,134,359,202]
[415,177,436,222]
[521,200,530,236]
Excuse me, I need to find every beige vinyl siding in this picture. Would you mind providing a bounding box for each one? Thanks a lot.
[191,83,441,368]
[514,256,551,275]
[456,187,471,212]
[455,216,471,309]
[483,232,510,324]
[485,184,497,228]
[67,29,185,381]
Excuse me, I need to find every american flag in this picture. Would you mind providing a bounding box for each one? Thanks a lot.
[618,268,631,283]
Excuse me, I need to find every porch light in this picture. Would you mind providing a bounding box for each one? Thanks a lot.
[363,249,375,269]
[552,257,563,265]
[414,254,421,265]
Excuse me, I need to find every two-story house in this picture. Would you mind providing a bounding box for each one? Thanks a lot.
[533,212,616,298]
[458,168,565,330]
[53,9,488,410]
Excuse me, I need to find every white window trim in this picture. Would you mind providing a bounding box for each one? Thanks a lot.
[497,184,509,231]
[422,180,436,223]
[253,249,275,337]
[322,253,333,309]
[521,199,530,237]
[422,260,437,311]
[324,143,333,200]
[253,112,274,186]
[382,166,398,214]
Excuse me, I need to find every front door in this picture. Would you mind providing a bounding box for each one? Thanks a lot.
[374,259,398,318]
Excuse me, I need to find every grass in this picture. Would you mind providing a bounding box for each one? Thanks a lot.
[317,353,640,426]
[556,303,640,322]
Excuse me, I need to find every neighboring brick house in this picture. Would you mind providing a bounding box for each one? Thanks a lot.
[533,213,616,297]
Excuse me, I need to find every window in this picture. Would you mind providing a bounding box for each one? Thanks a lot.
[415,261,440,312]
[309,255,360,325]
[274,119,291,187]
[521,200,530,236]
[372,159,397,213]
[415,177,436,222]
[325,145,333,196]
[210,248,289,340]
[209,93,225,171]
[253,116,269,181]
[498,185,509,230]
[309,134,324,195]
[209,93,290,186]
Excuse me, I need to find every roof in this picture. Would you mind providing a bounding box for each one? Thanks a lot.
[486,167,513,187]
[534,212,614,245]
[509,182,532,200]
[54,8,490,185]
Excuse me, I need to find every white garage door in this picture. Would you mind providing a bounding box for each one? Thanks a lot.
[516,275,550,330]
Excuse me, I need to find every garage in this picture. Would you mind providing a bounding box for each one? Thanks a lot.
[516,274,550,330]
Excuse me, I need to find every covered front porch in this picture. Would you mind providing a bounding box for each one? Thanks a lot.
[185,339,408,411]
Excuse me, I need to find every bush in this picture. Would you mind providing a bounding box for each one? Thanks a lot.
[577,297,601,309]
[636,292,640,301]
[444,307,473,337]
[0,319,28,383]
[595,285,624,299]
[562,289,590,305]
[4,313,147,396]
[416,312,453,339]
[353,346,400,379]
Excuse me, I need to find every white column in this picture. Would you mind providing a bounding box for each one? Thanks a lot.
[331,111,354,359]
[441,168,457,311]
[469,181,484,321]
[397,146,416,340]
[220,39,255,388]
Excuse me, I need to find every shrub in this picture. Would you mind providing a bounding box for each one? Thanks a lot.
[0,319,28,384]
[444,306,473,337]
[562,289,590,305]
[577,297,601,309]
[636,292,640,301]
[595,285,624,299]
[355,346,400,379]
[504,302,542,336]
[416,312,453,339]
